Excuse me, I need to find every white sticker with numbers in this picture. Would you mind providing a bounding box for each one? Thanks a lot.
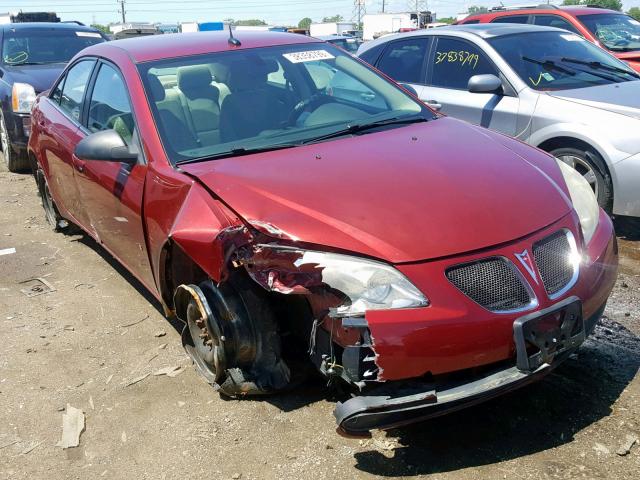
[76,31,103,38]
[283,50,335,63]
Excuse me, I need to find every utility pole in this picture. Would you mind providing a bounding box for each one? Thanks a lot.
[352,0,366,29]
[382,0,385,13]
[118,0,126,24]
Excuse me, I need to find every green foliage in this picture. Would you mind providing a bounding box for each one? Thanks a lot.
[298,17,312,29]
[628,7,640,21]
[436,17,456,24]
[561,0,623,11]
[233,19,268,26]
[467,6,488,14]
[322,15,344,23]
[90,23,110,34]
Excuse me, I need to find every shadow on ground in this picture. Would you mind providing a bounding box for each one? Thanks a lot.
[353,317,640,476]
[614,216,640,241]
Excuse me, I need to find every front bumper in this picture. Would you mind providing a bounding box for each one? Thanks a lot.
[3,109,30,155]
[335,301,605,437]
[334,210,617,436]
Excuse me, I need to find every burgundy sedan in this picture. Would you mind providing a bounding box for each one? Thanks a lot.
[28,31,618,436]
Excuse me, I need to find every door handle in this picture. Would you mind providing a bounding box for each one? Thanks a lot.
[425,100,442,111]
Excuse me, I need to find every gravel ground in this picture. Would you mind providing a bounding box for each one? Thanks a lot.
[0,167,638,480]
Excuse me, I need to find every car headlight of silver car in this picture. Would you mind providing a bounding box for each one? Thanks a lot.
[556,159,600,244]
[244,246,429,318]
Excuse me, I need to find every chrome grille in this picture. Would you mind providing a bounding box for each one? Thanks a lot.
[446,257,532,312]
[533,230,575,297]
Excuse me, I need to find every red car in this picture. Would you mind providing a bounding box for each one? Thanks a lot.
[459,5,640,72]
[28,31,617,436]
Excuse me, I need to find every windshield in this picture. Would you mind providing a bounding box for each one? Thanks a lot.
[488,31,639,91]
[139,43,429,165]
[578,14,640,52]
[2,29,105,65]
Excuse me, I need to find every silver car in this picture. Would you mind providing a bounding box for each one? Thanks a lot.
[358,24,640,217]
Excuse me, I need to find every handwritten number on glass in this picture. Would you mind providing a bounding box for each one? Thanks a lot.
[435,50,479,69]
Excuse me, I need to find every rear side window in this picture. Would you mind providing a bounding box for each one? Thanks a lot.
[533,15,580,34]
[59,60,95,122]
[87,63,135,145]
[461,20,480,25]
[491,15,530,24]
[377,37,429,83]
[430,37,498,90]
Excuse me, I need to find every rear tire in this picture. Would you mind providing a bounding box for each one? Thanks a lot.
[0,113,30,173]
[35,168,67,232]
[551,147,613,213]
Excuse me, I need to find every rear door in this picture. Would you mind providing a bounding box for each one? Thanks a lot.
[39,59,96,228]
[72,60,155,288]
[374,36,431,100]
[421,36,520,135]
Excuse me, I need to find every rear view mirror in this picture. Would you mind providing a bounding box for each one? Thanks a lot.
[468,74,503,94]
[74,129,137,163]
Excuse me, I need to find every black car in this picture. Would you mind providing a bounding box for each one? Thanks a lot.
[0,22,106,172]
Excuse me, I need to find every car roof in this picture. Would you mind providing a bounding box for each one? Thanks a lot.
[1,22,99,31]
[465,6,620,19]
[84,31,323,63]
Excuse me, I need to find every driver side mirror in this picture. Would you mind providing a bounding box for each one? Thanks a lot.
[467,74,503,94]
[74,129,138,164]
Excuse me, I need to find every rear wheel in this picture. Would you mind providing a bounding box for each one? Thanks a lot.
[0,112,30,173]
[552,147,613,213]
[35,168,67,231]
[175,273,290,396]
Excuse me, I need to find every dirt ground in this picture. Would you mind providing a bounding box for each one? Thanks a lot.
[0,165,639,480]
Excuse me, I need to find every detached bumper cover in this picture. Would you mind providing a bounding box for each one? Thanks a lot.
[334,299,604,437]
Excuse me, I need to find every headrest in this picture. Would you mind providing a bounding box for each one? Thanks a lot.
[177,65,213,92]
[227,57,278,92]
[209,62,230,83]
[147,74,166,101]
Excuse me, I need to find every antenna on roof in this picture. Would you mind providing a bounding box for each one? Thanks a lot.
[228,23,241,46]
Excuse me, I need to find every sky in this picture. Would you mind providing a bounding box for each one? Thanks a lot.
[1,0,639,26]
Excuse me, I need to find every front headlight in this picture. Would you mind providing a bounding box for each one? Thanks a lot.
[556,159,600,244]
[12,82,36,113]
[244,246,429,318]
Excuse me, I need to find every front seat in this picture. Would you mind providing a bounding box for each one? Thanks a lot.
[219,60,288,143]
[177,65,221,146]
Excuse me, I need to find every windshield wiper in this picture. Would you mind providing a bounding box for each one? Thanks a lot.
[301,115,429,145]
[522,56,576,75]
[560,57,640,79]
[176,143,298,165]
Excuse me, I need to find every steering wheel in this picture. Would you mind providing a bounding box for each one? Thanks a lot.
[287,93,331,126]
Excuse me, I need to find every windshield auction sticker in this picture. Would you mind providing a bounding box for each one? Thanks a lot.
[76,31,103,37]
[283,50,335,63]
[560,34,583,42]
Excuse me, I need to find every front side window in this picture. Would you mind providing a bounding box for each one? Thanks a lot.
[59,60,95,121]
[88,64,135,145]
[533,15,580,34]
[489,31,639,91]
[430,37,498,89]
[578,14,640,52]
[376,37,429,83]
[2,29,104,65]
[139,43,429,165]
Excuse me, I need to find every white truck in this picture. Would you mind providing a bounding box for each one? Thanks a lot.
[362,13,417,41]
[309,22,356,37]
[180,22,200,33]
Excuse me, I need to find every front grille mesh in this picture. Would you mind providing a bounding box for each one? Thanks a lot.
[533,231,574,296]
[446,257,531,312]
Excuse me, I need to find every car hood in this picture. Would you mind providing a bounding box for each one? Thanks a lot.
[548,81,640,120]
[181,118,571,263]
[2,63,66,94]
